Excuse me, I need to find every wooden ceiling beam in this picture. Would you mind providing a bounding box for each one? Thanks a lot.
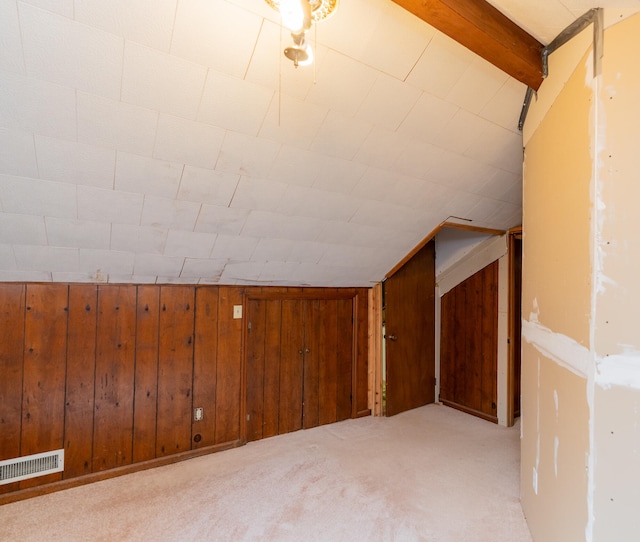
[392,0,544,90]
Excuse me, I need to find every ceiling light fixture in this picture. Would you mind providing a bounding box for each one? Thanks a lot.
[265,0,339,67]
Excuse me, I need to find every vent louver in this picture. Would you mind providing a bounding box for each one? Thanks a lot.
[0,450,64,485]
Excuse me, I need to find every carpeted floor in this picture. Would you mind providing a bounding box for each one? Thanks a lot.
[0,404,532,541]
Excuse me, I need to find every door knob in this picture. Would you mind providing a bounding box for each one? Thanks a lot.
[387,334,397,341]
[305,348,310,353]
[298,349,303,354]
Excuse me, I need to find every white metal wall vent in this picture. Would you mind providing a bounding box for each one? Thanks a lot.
[0,449,64,485]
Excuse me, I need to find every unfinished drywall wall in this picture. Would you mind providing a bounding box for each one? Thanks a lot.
[522,10,640,541]
[592,13,640,539]
[521,33,593,540]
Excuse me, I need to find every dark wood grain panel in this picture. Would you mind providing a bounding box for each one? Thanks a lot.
[262,300,282,439]
[353,290,369,417]
[385,241,436,416]
[302,300,320,429]
[246,298,266,442]
[132,286,160,463]
[64,285,97,479]
[336,298,354,421]
[0,284,25,494]
[440,261,498,422]
[93,285,136,471]
[466,270,483,412]
[193,287,219,449]
[278,300,304,434]
[20,284,68,488]
[439,287,455,403]
[317,299,338,426]
[214,287,244,444]
[156,287,195,457]
[481,262,498,417]
[453,284,467,404]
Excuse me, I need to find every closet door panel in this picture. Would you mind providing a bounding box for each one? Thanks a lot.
[263,300,282,439]
[302,300,320,430]
[318,299,339,426]
[278,300,304,434]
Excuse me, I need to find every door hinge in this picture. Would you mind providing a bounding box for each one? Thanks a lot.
[248,321,252,330]
[433,377,437,387]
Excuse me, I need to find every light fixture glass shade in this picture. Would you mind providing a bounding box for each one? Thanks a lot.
[277,0,307,32]
[265,0,339,25]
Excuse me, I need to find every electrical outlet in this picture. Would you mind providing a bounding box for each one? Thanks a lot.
[233,305,242,319]
[194,407,203,421]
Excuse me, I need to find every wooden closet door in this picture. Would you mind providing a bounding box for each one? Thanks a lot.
[246,296,355,440]
[305,298,353,429]
[278,300,305,434]
[246,298,285,442]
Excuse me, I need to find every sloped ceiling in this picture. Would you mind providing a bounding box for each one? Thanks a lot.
[0,0,637,286]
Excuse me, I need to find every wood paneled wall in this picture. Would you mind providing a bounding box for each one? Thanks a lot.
[440,261,499,422]
[0,283,369,502]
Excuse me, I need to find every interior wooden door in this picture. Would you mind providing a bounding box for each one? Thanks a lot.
[384,241,436,416]
[440,261,498,422]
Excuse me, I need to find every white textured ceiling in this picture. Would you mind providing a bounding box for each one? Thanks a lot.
[0,0,635,286]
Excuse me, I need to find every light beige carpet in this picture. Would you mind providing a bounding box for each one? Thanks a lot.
[0,404,531,541]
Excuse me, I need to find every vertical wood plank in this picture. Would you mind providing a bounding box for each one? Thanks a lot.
[439,289,453,403]
[246,298,266,442]
[132,286,160,463]
[20,284,68,488]
[64,285,97,479]
[193,287,219,449]
[303,300,321,429]
[0,284,25,494]
[262,300,282,438]
[93,285,136,471]
[354,289,369,417]
[453,284,467,404]
[156,286,195,457]
[467,270,483,412]
[481,262,499,417]
[318,299,338,426]
[336,298,354,421]
[278,300,304,434]
[214,287,244,444]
